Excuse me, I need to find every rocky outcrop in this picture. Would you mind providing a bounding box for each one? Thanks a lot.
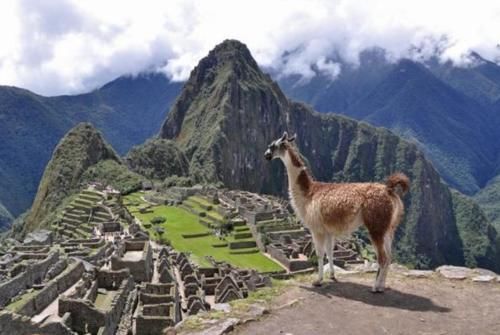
[159,39,495,269]
[23,229,54,245]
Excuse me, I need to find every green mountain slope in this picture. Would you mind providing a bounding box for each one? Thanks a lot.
[0,74,181,216]
[19,123,123,234]
[126,138,189,180]
[474,174,500,231]
[451,190,499,270]
[157,39,499,270]
[344,60,496,194]
[427,53,500,106]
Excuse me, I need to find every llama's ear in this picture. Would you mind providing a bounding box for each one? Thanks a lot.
[280,131,288,141]
[287,133,296,142]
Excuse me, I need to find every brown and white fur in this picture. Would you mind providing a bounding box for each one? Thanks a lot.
[265,132,409,292]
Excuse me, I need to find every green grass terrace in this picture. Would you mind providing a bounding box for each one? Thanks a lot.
[124,192,283,273]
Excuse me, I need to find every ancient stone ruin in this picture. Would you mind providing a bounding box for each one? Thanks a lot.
[0,184,368,335]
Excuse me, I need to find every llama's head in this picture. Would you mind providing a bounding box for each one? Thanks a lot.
[264,131,296,161]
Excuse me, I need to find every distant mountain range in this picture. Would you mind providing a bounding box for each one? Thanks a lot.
[2,41,500,240]
[279,51,500,195]
[0,75,182,220]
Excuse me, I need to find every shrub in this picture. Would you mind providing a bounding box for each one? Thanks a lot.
[151,216,166,224]
[163,175,193,188]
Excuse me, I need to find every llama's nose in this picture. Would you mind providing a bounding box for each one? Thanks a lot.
[264,149,273,160]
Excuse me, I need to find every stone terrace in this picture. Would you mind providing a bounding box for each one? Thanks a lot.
[0,185,367,335]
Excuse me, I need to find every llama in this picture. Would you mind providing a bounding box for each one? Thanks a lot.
[264,132,409,292]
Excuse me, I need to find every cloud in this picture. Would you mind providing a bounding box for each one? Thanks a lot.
[0,0,499,95]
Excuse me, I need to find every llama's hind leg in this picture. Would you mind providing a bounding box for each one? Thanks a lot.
[372,236,391,293]
[312,232,326,287]
[379,233,394,290]
[325,234,337,281]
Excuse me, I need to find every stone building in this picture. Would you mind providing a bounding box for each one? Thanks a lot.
[58,268,134,335]
[111,240,153,282]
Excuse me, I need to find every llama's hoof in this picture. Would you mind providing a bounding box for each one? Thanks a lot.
[312,280,323,287]
[371,287,385,294]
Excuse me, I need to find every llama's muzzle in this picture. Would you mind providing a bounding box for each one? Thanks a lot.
[264,149,273,160]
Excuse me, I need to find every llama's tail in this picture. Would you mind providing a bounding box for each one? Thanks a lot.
[386,173,409,231]
[386,172,410,197]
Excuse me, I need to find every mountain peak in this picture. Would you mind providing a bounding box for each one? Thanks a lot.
[185,39,261,88]
[22,122,120,234]
[159,39,281,141]
[207,39,257,67]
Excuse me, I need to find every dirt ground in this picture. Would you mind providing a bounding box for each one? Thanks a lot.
[233,273,500,335]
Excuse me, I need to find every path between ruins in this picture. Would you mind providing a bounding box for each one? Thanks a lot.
[233,272,500,335]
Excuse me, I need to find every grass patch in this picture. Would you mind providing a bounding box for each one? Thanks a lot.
[190,195,215,208]
[5,290,38,312]
[94,290,118,310]
[185,196,224,221]
[124,192,282,272]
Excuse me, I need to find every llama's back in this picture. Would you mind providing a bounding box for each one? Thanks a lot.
[310,178,407,237]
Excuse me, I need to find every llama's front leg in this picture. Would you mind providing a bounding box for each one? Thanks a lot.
[312,232,325,287]
[326,235,337,281]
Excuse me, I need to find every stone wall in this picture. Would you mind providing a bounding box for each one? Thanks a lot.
[0,311,74,335]
[267,245,312,272]
[0,251,59,307]
[56,261,85,293]
[125,240,148,251]
[85,280,99,302]
[16,261,85,317]
[0,271,31,307]
[139,292,175,305]
[96,268,130,289]
[59,276,134,335]
[59,298,106,334]
[143,283,175,295]
[100,221,121,233]
[111,241,153,282]
[85,241,113,264]
[29,251,60,284]
[17,281,58,316]
[228,241,257,249]
[136,302,175,335]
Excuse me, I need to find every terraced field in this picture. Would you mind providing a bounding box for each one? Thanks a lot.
[124,192,283,272]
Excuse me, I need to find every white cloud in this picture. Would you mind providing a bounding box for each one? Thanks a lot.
[0,0,499,95]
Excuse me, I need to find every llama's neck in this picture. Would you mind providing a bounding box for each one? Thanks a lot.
[281,146,313,217]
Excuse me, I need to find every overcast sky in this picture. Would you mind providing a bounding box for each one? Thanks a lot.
[0,0,499,96]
